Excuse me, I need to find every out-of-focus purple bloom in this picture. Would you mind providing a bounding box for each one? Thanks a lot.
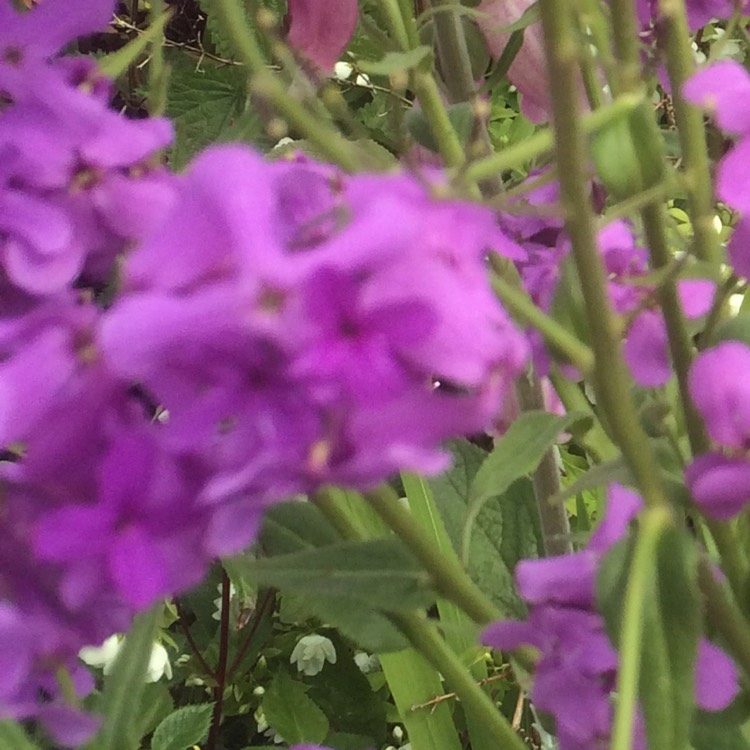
[636,0,743,30]
[483,484,738,749]
[689,342,750,449]
[102,146,528,497]
[286,0,358,73]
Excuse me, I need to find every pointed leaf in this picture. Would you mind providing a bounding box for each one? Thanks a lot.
[151,704,214,750]
[99,11,172,79]
[262,671,329,744]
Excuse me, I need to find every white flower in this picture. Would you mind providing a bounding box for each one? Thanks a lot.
[79,635,121,670]
[333,61,354,80]
[290,634,337,676]
[79,635,171,682]
[353,651,380,674]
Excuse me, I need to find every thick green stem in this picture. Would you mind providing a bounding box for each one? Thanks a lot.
[539,0,669,510]
[212,0,362,171]
[427,0,476,103]
[611,507,672,750]
[364,485,504,623]
[390,613,528,750]
[490,266,595,375]
[658,0,721,264]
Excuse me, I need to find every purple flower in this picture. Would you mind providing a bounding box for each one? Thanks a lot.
[483,484,738,749]
[286,0,358,73]
[689,342,750,449]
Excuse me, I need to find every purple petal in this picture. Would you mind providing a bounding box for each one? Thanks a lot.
[588,484,643,553]
[624,310,672,387]
[109,526,167,609]
[683,61,750,135]
[678,279,715,318]
[287,0,358,72]
[718,137,750,212]
[695,638,739,711]
[729,215,750,279]
[516,552,597,608]
[38,705,101,748]
[686,453,750,520]
[688,342,750,448]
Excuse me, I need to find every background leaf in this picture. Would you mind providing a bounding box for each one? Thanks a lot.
[151,703,214,750]
[262,671,329,744]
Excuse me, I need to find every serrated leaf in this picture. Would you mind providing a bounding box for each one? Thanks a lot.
[165,52,249,170]
[0,722,41,750]
[137,682,175,738]
[262,671,329,744]
[429,440,542,616]
[464,411,588,558]
[250,539,434,611]
[151,704,214,750]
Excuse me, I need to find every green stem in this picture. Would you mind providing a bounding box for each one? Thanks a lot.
[364,485,504,624]
[490,266,595,375]
[147,0,168,115]
[539,0,669,510]
[608,0,643,94]
[658,0,721,264]
[548,367,620,462]
[611,507,672,750]
[427,0,476,103]
[212,0,361,171]
[390,612,528,750]
[464,94,643,184]
[515,373,573,556]
[698,557,750,678]
[641,203,709,450]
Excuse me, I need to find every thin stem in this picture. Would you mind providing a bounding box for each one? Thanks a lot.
[147,0,168,115]
[206,570,232,750]
[539,0,669,510]
[515,372,572,555]
[364,485,504,624]
[658,0,721,264]
[698,557,750,678]
[464,94,643,184]
[175,598,216,678]
[390,612,528,750]
[489,264,595,375]
[548,367,620,462]
[226,589,276,681]
[640,203,709,451]
[212,0,362,171]
[611,507,672,750]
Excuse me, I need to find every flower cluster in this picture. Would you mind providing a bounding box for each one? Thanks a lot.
[0,2,529,740]
[483,484,738,750]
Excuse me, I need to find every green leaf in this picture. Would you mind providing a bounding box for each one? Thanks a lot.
[99,10,172,79]
[358,46,433,75]
[692,696,750,750]
[379,650,463,750]
[639,527,701,750]
[429,440,542,616]
[90,607,160,750]
[465,411,587,560]
[0,721,41,750]
[151,704,214,750]
[306,632,386,744]
[165,52,252,170]
[324,732,377,750]
[598,529,702,750]
[250,539,434,611]
[260,500,341,555]
[552,456,631,505]
[406,102,474,152]
[137,682,175,738]
[262,671,329,744]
